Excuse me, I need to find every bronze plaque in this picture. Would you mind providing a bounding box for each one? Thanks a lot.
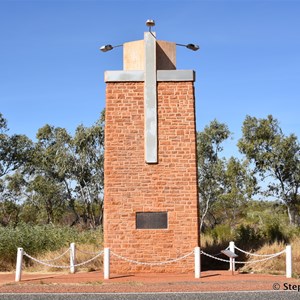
[136,212,168,229]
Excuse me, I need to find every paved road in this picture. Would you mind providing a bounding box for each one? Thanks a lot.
[0,291,299,300]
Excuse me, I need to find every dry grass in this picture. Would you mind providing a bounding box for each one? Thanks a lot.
[25,243,103,273]
[0,224,102,271]
[200,234,300,277]
[200,234,215,247]
[21,235,300,277]
[239,241,286,275]
[239,238,300,277]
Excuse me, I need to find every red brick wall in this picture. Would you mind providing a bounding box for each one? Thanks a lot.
[104,81,199,273]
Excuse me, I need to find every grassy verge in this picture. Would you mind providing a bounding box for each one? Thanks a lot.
[1,224,299,277]
[239,239,300,277]
[201,233,300,277]
[0,224,102,271]
[25,243,104,273]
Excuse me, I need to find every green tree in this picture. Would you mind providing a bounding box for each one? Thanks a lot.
[0,113,33,226]
[26,124,74,224]
[27,111,105,227]
[0,172,29,226]
[27,175,66,224]
[0,113,33,178]
[197,120,231,231]
[0,113,8,133]
[218,157,257,227]
[70,114,105,228]
[238,115,300,226]
[0,111,105,227]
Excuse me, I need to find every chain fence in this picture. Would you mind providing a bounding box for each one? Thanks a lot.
[201,247,286,266]
[23,250,104,269]
[200,250,231,263]
[235,250,286,265]
[16,242,290,282]
[234,245,285,257]
[111,250,194,266]
[15,244,292,283]
[34,248,70,263]
[21,245,285,269]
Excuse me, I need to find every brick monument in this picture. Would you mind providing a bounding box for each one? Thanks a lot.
[103,24,199,274]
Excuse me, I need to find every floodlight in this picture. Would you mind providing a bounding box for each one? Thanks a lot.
[176,43,200,51]
[100,45,113,52]
[146,19,155,28]
[186,44,200,51]
[100,44,123,52]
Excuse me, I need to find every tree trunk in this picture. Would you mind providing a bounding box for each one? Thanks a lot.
[199,195,210,232]
[287,204,299,226]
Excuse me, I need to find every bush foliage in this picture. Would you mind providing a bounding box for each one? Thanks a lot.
[0,224,102,270]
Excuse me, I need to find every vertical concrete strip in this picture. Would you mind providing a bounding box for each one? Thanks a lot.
[144,32,157,163]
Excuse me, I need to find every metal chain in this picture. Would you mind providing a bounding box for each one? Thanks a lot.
[111,250,194,266]
[234,245,286,257]
[23,250,104,269]
[200,250,230,263]
[37,248,70,263]
[200,249,285,265]
[235,250,286,265]
[24,252,71,269]
[69,250,104,267]
[22,244,286,270]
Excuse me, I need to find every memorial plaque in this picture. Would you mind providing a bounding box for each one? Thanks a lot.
[136,212,168,229]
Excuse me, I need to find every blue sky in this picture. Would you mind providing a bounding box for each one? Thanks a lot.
[1,0,300,158]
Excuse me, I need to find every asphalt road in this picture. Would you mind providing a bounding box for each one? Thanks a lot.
[0,291,299,300]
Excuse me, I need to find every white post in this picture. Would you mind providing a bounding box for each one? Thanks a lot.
[229,241,235,272]
[15,248,24,282]
[286,245,292,278]
[194,247,201,278]
[104,248,110,280]
[70,242,76,274]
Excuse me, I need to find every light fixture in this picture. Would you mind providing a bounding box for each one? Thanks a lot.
[146,19,155,32]
[176,43,200,51]
[100,44,123,52]
[100,20,200,53]
[186,44,200,51]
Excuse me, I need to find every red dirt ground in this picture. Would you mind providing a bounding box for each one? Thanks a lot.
[0,270,299,293]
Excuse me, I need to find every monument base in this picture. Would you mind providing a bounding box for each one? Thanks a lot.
[104,81,199,274]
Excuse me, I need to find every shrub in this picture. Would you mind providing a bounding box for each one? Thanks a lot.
[209,224,234,244]
[264,221,287,243]
[0,223,102,271]
[235,224,263,249]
